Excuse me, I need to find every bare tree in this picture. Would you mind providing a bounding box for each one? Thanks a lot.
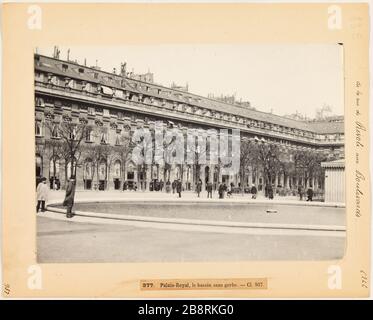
[292,150,326,188]
[114,131,133,184]
[43,138,68,180]
[45,118,90,180]
[239,138,254,188]
[250,141,281,188]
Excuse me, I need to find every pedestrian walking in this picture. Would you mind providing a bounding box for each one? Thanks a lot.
[306,188,314,201]
[207,181,213,198]
[196,179,202,197]
[36,177,48,212]
[122,180,128,192]
[268,184,274,200]
[298,185,304,201]
[219,182,227,199]
[166,180,171,193]
[63,176,76,218]
[251,184,257,199]
[218,183,224,199]
[176,179,182,198]
[172,180,176,194]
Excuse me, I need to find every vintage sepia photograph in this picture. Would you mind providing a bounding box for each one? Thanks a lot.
[34,44,346,263]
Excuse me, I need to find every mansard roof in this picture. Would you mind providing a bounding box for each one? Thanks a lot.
[306,120,344,134]
[35,54,344,135]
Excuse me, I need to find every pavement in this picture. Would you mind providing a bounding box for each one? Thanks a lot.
[37,189,346,263]
[37,215,346,263]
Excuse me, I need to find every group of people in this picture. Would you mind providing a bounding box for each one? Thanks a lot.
[37,174,316,219]
[122,180,138,191]
[298,185,314,201]
[264,184,275,200]
[36,176,76,218]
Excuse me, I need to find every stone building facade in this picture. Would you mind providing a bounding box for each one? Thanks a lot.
[34,54,344,193]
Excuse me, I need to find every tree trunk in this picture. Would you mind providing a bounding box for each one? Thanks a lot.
[106,163,110,190]
[53,159,57,180]
[64,161,68,189]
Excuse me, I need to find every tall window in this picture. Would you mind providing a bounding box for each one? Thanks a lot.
[35,121,43,136]
[69,126,77,140]
[86,129,95,142]
[84,160,93,178]
[115,133,121,146]
[127,163,135,180]
[49,158,60,177]
[114,160,121,177]
[99,161,107,180]
[100,132,109,144]
[51,124,60,138]
[36,155,42,177]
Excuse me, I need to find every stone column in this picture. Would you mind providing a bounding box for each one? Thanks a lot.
[248,167,252,187]
[209,165,214,185]
[107,171,113,190]
[146,165,152,190]
[201,165,206,191]
[170,164,176,183]
[286,174,290,188]
[182,165,187,190]
[218,168,223,184]
[134,169,138,186]
[123,164,127,184]
[281,173,285,187]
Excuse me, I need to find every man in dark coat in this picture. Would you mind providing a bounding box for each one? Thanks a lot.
[63,176,76,218]
[306,188,314,201]
[251,184,257,199]
[218,183,223,199]
[206,182,213,198]
[196,179,202,197]
[268,184,274,200]
[172,180,176,194]
[298,185,304,201]
[176,179,182,198]
[219,183,227,199]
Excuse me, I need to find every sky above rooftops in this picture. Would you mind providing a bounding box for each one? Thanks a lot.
[37,44,344,118]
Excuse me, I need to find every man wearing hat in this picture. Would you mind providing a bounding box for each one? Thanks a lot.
[63,176,76,218]
[250,183,257,199]
[36,177,49,212]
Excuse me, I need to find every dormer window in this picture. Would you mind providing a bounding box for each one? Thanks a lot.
[62,64,68,72]
[78,68,84,73]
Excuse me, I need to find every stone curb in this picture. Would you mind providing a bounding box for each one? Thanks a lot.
[47,197,346,208]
